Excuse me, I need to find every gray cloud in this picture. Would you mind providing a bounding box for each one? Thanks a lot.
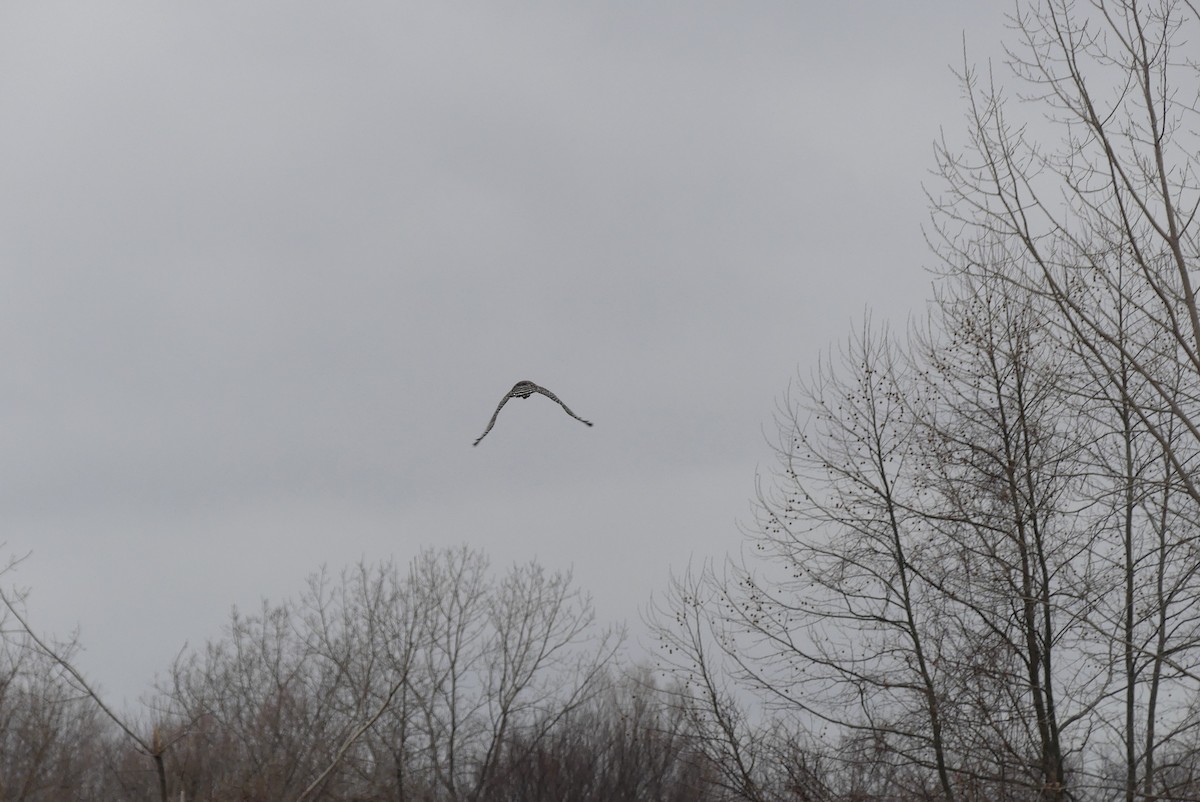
[0,1,1009,704]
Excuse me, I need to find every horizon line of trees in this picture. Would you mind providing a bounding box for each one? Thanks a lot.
[2,546,706,802]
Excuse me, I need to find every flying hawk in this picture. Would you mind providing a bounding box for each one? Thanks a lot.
[473,380,593,446]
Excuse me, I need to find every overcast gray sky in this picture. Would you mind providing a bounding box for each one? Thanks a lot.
[1,2,1009,706]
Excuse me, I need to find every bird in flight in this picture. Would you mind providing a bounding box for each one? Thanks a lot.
[473,380,593,446]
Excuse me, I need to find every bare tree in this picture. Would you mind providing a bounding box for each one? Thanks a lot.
[161,596,345,801]
[292,560,429,801]
[0,552,175,802]
[397,547,618,801]
[152,546,617,802]
[647,266,1179,801]
[913,270,1092,802]
[930,1,1200,798]
[931,0,1200,497]
[646,564,776,802]
[748,321,958,801]
[0,604,105,801]
[479,666,721,802]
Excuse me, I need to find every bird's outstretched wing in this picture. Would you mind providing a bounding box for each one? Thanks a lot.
[473,381,593,446]
[473,391,516,446]
[531,384,594,427]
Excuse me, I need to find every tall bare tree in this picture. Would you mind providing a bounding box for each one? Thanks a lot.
[930,1,1200,798]
[931,0,1200,499]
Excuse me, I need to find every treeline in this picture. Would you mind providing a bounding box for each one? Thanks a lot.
[0,547,790,802]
